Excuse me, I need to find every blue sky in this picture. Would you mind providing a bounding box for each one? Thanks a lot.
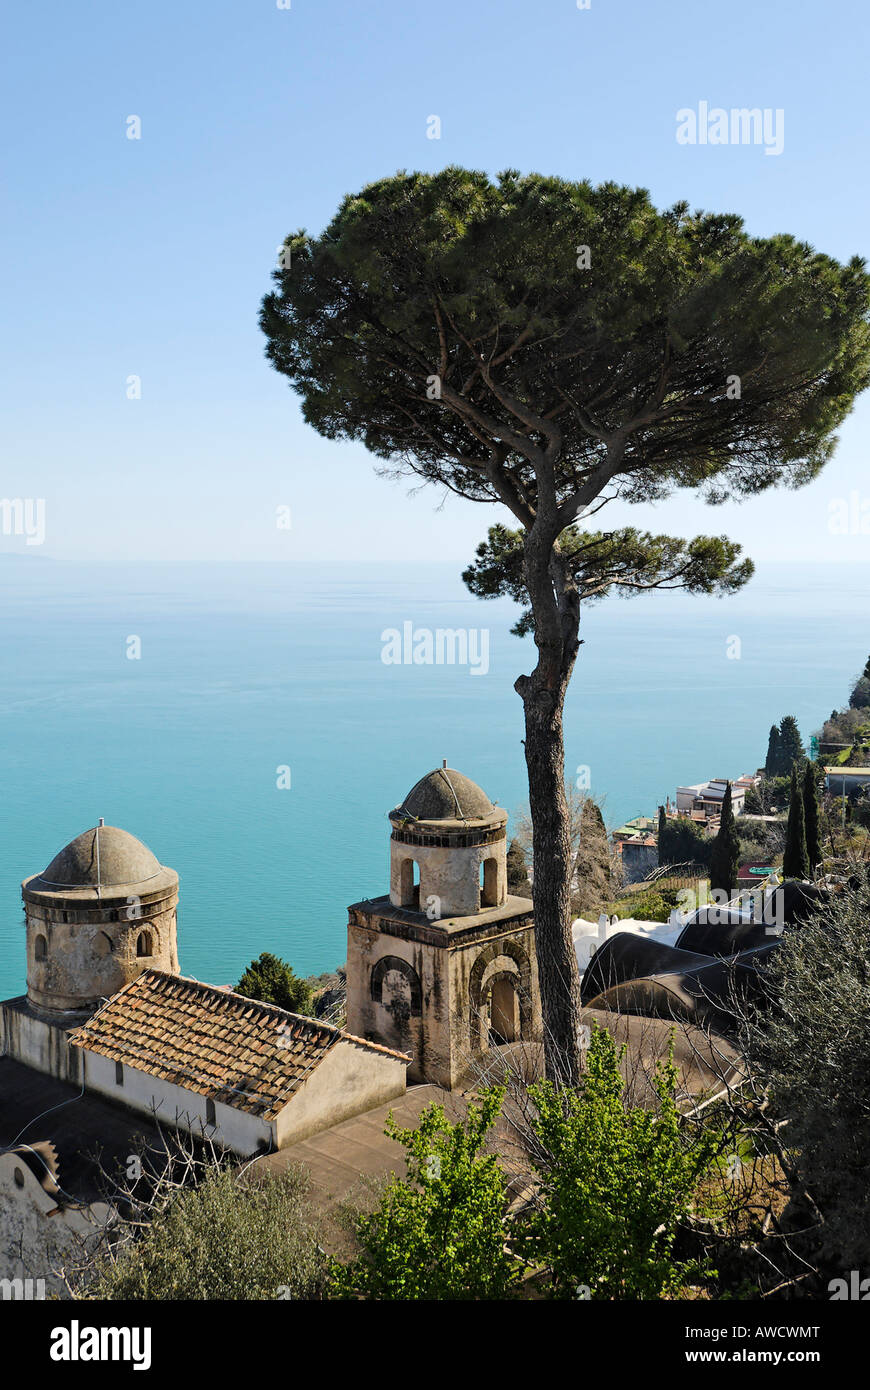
[2,0,868,565]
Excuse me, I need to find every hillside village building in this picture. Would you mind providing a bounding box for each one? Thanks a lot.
[823,765,870,799]
[675,776,756,819]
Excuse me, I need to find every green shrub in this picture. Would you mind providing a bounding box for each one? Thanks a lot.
[236,951,313,1015]
[658,816,712,871]
[521,1027,719,1299]
[331,1090,518,1300]
[744,873,870,1269]
[84,1165,328,1300]
[607,890,670,922]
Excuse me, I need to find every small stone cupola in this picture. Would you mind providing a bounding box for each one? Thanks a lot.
[22,823,179,1015]
[346,763,540,1088]
[388,763,508,920]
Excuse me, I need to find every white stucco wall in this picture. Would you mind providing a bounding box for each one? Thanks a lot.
[274,1038,408,1149]
[78,1050,274,1157]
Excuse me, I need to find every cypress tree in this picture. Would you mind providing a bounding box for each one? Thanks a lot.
[506,839,531,894]
[783,766,810,880]
[657,805,667,842]
[709,783,741,898]
[764,725,781,778]
[778,715,805,775]
[803,761,822,874]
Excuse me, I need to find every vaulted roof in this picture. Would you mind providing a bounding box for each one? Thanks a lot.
[23,825,177,902]
[392,766,497,823]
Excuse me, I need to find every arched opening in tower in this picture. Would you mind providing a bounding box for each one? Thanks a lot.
[399,858,420,909]
[489,975,519,1045]
[480,856,499,908]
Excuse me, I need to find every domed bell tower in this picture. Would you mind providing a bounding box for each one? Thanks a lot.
[22,822,179,1015]
[347,765,541,1088]
[389,761,508,918]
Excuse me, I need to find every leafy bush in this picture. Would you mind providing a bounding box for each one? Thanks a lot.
[628,891,671,922]
[658,815,712,871]
[739,818,771,847]
[331,1090,518,1300]
[657,887,683,909]
[849,674,870,710]
[764,774,793,805]
[237,951,313,1016]
[520,1027,718,1298]
[851,795,870,829]
[85,1165,328,1300]
[744,873,870,1268]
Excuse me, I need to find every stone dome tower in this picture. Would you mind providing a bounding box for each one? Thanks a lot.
[388,763,508,919]
[22,824,179,1014]
[347,763,540,1088]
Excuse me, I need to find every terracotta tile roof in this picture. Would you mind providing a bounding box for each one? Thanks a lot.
[68,970,409,1121]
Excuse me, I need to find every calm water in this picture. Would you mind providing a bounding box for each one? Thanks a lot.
[0,558,867,1000]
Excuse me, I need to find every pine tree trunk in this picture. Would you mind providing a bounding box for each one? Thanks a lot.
[518,665,583,1086]
[512,511,585,1086]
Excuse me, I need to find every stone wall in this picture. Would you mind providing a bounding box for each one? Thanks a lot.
[0,1000,82,1085]
[346,898,540,1089]
[346,911,448,1084]
[24,888,178,1013]
[0,1152,113,1299]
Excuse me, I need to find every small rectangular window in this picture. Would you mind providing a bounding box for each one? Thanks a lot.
[115,1060,124,1085]
[206,1098,216,1127]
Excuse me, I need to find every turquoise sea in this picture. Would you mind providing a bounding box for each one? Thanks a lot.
[0,558,867,1001]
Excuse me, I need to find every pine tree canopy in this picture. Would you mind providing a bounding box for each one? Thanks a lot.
[462,523,750,635]
[261,169,870,537]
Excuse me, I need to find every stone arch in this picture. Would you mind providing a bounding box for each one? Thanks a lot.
[370,955,422,1016]
[34,933,47,961]
[468,938,532,1050]
[136,928,154,957]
